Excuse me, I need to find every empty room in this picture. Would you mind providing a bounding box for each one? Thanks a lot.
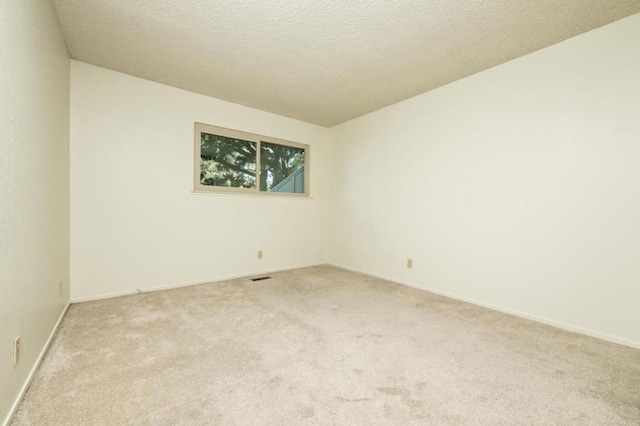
[2,0,640,424]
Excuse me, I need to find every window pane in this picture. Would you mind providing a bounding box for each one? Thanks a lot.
[200,132,257,188]
[259,141,305,193]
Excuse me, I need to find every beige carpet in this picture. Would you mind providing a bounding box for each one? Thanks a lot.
[12,266,640,425]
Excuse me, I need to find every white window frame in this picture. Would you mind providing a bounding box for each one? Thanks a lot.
[193,122,310,197]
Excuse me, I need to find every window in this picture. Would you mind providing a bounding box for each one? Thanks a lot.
[194,123,309,196]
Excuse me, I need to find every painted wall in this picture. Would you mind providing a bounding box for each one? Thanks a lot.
[0,0,70,423]
[330,14,640,347]
[70,61,332,301]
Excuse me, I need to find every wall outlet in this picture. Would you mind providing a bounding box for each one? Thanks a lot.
[13,336,20,366]
[407,258,413,269]
[257,250,263,259]
[59,280,64,297]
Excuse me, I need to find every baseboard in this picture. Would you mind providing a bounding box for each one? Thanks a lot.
[2,301,70,426]
[71,288,140,303]
[71,262,327,304]
[329,262,640,350]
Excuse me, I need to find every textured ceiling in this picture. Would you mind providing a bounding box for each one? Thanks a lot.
[52,1,640,127]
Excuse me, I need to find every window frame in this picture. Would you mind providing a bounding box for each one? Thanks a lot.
[193,122,310,197]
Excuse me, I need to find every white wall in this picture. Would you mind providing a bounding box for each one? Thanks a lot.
[0,0,70,423]
[70,61,332,301]
[330,14,640,347]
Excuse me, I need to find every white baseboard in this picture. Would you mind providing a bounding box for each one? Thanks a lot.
[3,302,70,426]
[329,262,640,350]
[71,262,327,304]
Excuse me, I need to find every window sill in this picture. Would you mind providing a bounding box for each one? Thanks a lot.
[191,190,313,199]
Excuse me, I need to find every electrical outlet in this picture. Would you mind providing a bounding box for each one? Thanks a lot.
[13,336,20,366]
[59,280,64,297]
[407,258,413,269]
[257,250,263,259]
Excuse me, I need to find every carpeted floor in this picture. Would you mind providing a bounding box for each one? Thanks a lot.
[12,266,640,425]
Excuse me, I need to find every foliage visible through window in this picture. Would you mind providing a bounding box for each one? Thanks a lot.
[195,124,308,195]
[260,142,305,193]
[200,134,257,188]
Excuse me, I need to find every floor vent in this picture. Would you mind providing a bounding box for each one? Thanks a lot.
[251,276,272,282]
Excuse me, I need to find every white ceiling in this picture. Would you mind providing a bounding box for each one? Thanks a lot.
[52,1,640,127]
